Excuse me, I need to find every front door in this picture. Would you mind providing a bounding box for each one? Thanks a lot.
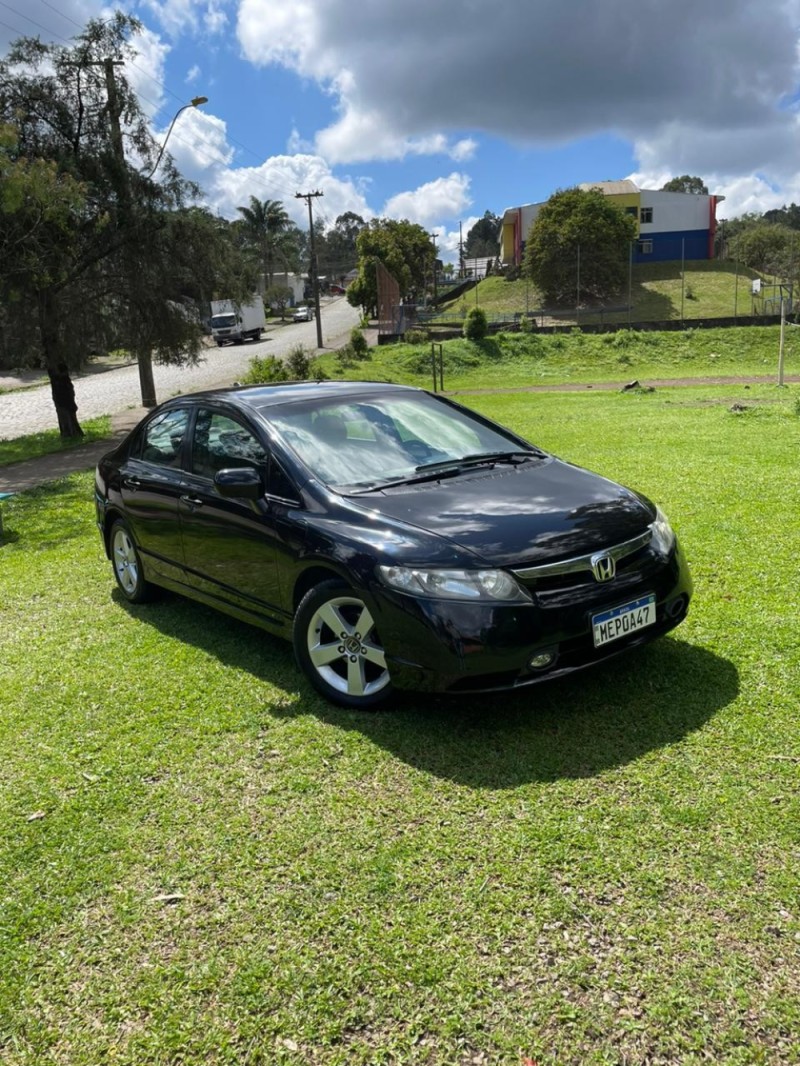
[178,408,284,623]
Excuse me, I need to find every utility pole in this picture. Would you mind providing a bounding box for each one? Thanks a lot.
[296,191,324,348]
[103,57,157,407]
[429,232,438,302]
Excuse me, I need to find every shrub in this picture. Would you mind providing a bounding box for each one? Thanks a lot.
[240,346,326,385]
[285,344,327,380]
[518,315,535,333]
[463,307,488,341]
[404,329,429,345]
[240,355,289,384]
[350,327,370,359]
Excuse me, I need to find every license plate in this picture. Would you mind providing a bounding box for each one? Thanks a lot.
[592,594,656,648]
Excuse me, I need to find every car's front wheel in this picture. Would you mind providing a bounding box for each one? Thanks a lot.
[293,580,393,709]
[109,519,155,603]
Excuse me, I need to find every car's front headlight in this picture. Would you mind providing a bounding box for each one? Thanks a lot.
[650,506,677,554]
[378,565,531,602]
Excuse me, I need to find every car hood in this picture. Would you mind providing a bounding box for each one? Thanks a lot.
[350,457,654,568]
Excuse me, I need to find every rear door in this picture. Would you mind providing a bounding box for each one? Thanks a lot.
[119,407,189,582]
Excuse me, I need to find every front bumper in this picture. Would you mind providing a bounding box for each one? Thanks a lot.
[373,541,693,694]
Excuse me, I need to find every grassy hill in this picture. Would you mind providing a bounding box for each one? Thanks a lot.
[318,323,797,392]
[437,260,767,326]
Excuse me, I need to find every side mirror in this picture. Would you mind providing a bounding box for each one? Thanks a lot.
[214,467,263,500]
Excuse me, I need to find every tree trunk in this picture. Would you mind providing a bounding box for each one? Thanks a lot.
[137,345,157,408]
[39,290,83,439]
[46,358,83,438]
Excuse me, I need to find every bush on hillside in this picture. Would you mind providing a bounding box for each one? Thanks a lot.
[463,307,488,340]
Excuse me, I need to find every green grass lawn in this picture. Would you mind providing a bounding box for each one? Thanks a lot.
[0,416,112,467]
[1,384,799,1064]
[324,324,798,391]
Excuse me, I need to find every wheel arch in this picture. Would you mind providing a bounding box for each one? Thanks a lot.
[292,564,348,613]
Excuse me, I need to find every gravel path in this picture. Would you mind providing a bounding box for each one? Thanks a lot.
[0,297,360,440]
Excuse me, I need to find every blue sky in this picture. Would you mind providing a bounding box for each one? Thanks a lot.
[4,0,800,261]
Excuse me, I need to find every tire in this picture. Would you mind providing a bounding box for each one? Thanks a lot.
[293,579,393,709]
[109,519,155,604]
[216,341,224,347]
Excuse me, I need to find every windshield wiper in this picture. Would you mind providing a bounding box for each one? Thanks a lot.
[347,450,544,494]
[414,449,543,475]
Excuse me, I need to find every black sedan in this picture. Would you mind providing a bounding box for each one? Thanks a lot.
[95,381,692,708]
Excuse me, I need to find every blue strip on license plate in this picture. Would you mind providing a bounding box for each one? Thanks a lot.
[592,594,656,648]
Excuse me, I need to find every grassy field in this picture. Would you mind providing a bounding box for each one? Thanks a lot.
[439,260,764,325]
[0,417,111,467]
[321,323,798,391]
[1,378,799,1064]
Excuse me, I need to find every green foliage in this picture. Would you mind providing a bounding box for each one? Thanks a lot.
[349,327,369,358]
[264,284,293,318]
[463,306,488,340]
[523,186,638,305]
[346,218,435,316]
[235,196,297,285]
[335,329,372,371]
[464,210,501,258]
[661,174,709,195]
[730,223,799,276]
[403,328,429,345]
[241,346,325,384]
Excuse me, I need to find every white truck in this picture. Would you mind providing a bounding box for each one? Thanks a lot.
[209,296,266,346]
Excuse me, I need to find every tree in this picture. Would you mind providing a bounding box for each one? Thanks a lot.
[236,196,297,286]
[264,284,293,320]
[347,219,434,317]
[762,203,800,230]
[318,212,366,284]
[730,223,798,277]
[464,211,501,257]
[522,187,638,306]
[0,14,249,435]
[661,175,709,195]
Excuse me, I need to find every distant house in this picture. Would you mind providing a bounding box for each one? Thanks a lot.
[500,179,725,267]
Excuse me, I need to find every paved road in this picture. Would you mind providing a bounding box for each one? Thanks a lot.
[0,297,360,440]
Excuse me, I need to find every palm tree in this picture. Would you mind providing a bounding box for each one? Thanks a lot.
[236,196,296,287]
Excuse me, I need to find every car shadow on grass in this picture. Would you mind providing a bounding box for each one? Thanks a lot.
[119,593,737,786]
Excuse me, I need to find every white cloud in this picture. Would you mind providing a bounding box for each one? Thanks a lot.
[185,64,200,84]
[233,0,800,204]
[139,0,227,38]
[383,173,472,226]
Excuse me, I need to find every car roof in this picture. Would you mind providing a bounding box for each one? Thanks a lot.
[159,380,424,415]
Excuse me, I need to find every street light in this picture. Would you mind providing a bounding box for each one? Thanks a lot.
[146,96,208,179]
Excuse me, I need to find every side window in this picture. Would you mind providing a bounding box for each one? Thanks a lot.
[141,409,189,468]
[191,409,266,480]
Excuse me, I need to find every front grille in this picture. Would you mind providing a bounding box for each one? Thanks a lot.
[511,528,653,593]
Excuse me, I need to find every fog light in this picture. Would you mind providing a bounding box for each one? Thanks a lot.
[529,651,556,670]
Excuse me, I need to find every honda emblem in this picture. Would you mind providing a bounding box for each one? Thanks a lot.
[591,552,616,583]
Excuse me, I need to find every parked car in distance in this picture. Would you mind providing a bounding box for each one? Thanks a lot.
[95,382,692,709]
[292,305,313,322]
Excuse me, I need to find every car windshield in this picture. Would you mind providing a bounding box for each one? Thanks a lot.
[210,313,236,328]
[267,393,541,491]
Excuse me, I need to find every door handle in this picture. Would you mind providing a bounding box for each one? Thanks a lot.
[123,476,142,490]
[180,494,204,507]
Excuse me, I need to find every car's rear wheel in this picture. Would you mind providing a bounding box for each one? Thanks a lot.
[293,580,393,709]
[109,519,156,603]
